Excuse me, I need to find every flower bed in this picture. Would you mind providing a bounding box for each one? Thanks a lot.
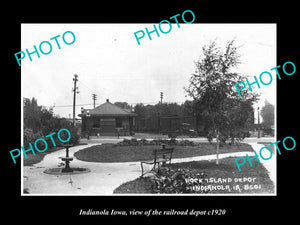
[152,167,209,194]
[116,138,195,146]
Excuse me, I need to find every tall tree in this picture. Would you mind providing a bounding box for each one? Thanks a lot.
[260,100,274,128]
[23,97,79,146]
[114,101,131,110]
[184,40,258,164]
[23,97,42,132]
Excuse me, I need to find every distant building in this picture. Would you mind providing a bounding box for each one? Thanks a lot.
[78,99,137,137]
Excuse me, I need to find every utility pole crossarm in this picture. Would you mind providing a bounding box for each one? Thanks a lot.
[92,93,97,109]
[160,92,163,104]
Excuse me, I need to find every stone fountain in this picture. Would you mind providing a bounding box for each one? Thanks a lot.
[44,144,90,175]
[60,144,74,172]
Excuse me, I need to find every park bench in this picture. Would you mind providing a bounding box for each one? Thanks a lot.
[140,144,174,177]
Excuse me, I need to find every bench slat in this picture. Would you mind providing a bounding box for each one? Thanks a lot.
[141,159,155,164]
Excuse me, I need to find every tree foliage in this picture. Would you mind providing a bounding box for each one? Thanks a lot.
[133,102,194,132]
[23,97,79,148]
[114,101,131,110]
[184,40,259,163]
[260,100,274,129]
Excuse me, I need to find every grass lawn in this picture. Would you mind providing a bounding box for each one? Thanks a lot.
[114,157,274,194]
[74,143,253,163]
[258,142,275,153]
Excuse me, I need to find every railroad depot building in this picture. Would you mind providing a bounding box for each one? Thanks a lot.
[78,99,137,137]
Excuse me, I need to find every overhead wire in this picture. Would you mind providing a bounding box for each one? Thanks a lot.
[45,78,187,108]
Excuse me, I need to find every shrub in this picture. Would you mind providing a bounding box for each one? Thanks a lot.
[168,138,178,145]
[151,167,209,194]
[23,126,79,151]
[116,138,195,147]
[140,138,148,145]
[48,126,79,147]
[119,138,139,146]
[23,98,79,149]
[178,139,194,146]
[23,128,44,149]
[63,126,79,145]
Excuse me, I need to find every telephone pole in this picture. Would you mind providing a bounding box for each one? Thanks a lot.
[158,92,163,133]
[257,107,260,138]
[92,93,97,108]
[72,74,79,127]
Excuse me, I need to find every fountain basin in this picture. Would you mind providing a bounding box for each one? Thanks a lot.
[60,157,73,161]
[44,167,91,175]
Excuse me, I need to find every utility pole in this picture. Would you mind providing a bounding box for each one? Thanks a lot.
[92,93,97,109]
[158,92,163,133]
[257,107,260,138]
[72,74,79,127]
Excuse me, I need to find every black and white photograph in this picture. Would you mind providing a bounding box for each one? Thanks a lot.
[21,23,276,196]
[4,5,298,223]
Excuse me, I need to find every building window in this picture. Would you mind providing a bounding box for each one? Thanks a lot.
[116,118,122,128]
[122,120,129,130]
[93,118,100,128]
[100,118,116,126]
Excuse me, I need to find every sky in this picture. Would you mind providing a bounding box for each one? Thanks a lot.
[21,23,276,120]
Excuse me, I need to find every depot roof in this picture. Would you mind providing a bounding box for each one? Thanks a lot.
[78,99,137,117]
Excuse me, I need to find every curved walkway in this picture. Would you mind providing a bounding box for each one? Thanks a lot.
[246,142,276,186]
[23,143,142,195]
[23,142,275,195]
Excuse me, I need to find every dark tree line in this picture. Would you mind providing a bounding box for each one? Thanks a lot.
[133,101,197,133]
[23,97,79,148]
